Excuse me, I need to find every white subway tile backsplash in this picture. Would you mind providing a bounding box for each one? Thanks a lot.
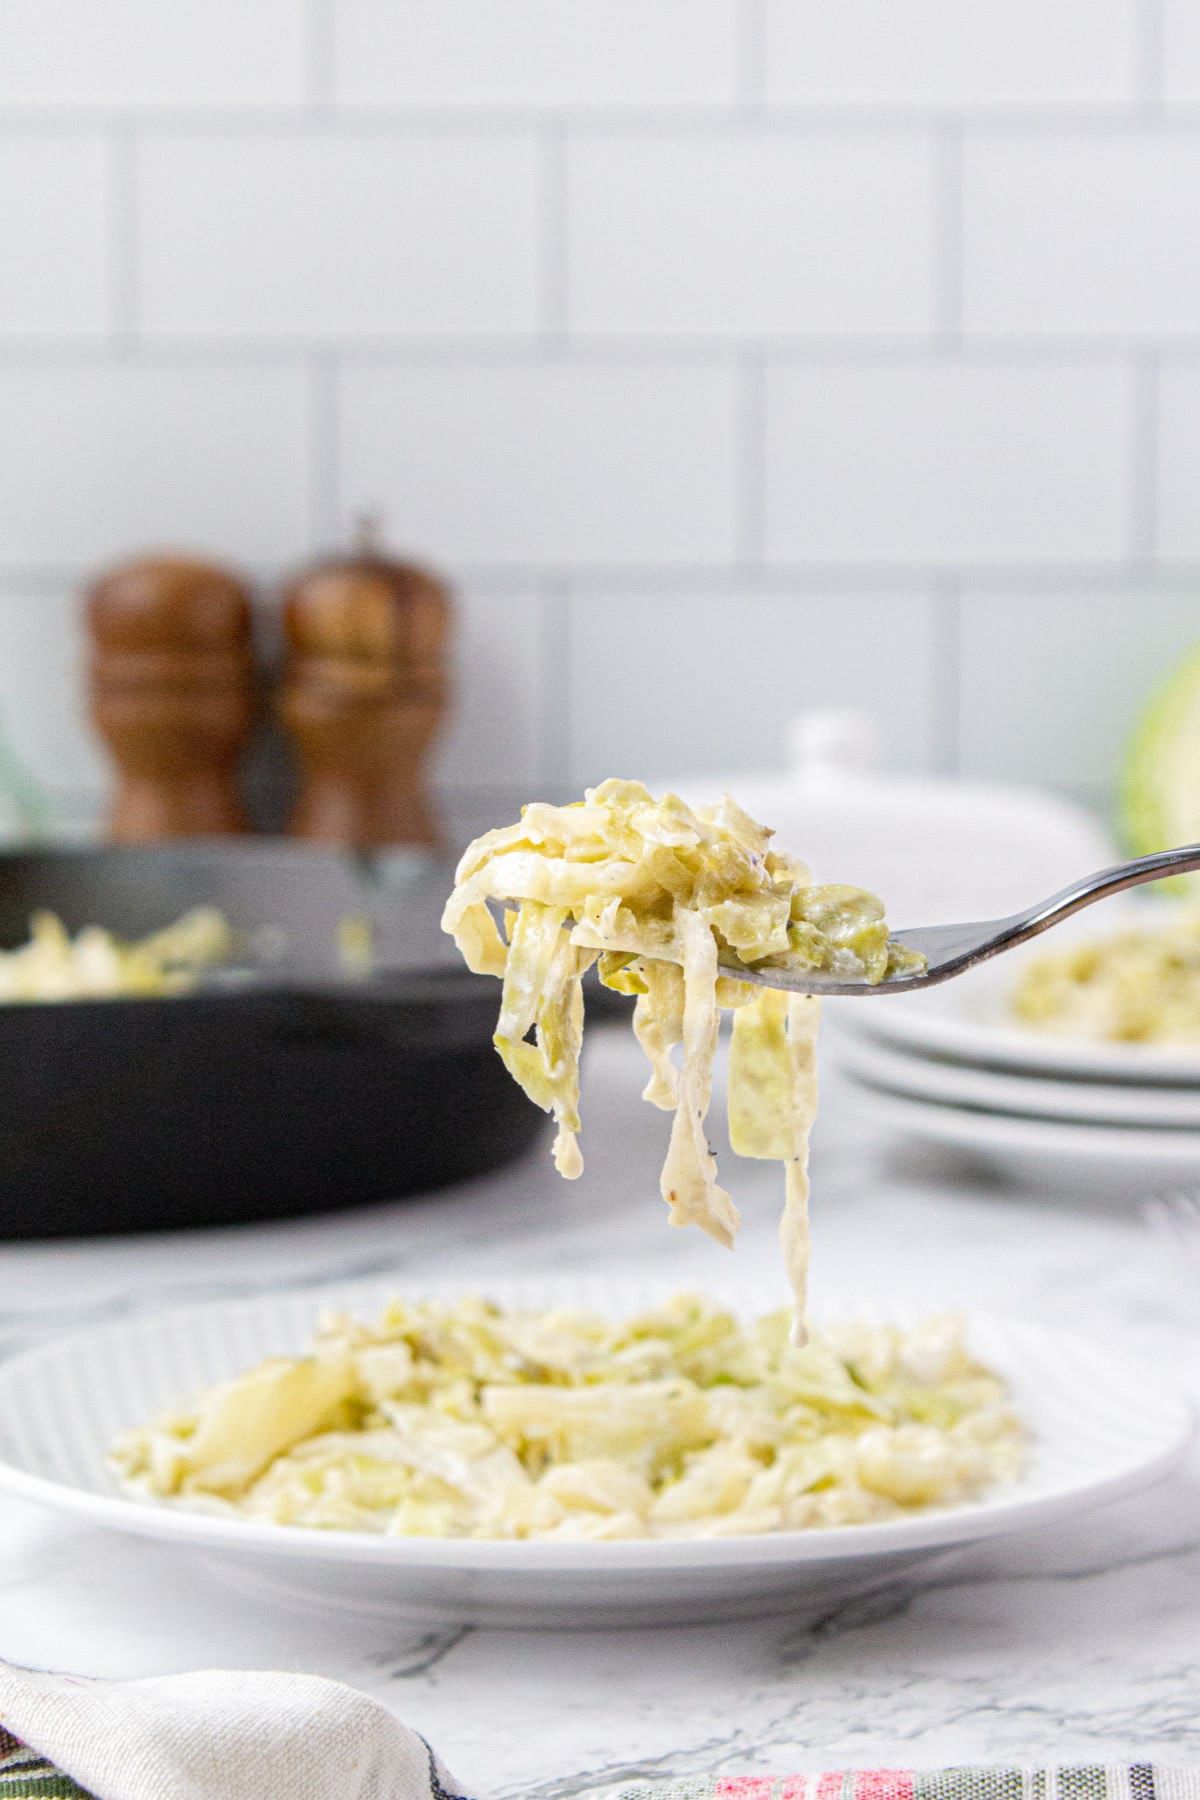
[764,362,1133,564]
[566,131,934,338]
[765,0,1135,107]
[567,589,936,787]
[0,588,105,805]
[137,134,540,340]
[1155,362,1200,558]
[0,3,1189,814]
[336,362,740,567]
[964,134,1200,337]
[432,587,546,790]
[0,1,305,109]
[0,137,109,337]
[959,591,1200,787]
[332,0,740,108]
[0,365,310,565]
[1163,2,1200,103]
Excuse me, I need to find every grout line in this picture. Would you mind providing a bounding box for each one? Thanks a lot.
[5,562,1200,597]
[0,340,321,367]
[2,104,1200,133]
[306,348,339,546]
[931,123,964,347]
[538,121,569,344]
[930,579,962,776]
[1129,351,1160,562]
[737,0,768,113]
[537,577,573,783]
[735,352,767,563]
[1134,0,1166,107]
[105,123,138,349]
[302,0,335,111]
[3,336,1200,366]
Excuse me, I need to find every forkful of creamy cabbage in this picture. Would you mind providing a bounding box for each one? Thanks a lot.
[441,779,922,1338]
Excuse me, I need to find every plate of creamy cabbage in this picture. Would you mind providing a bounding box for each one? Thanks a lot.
[0,1278,1188,1626]
[838,904,1200,1086]
[832,904,1200,1190]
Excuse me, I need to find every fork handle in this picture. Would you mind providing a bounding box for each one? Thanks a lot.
[1008,842,1200,941]
[895,842,1200,989]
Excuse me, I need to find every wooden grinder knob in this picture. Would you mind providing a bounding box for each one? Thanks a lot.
[277,535,450,848]
[87,554,256,840]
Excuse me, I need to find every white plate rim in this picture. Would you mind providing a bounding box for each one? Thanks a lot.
[845,1077,1200,1164]
[0,1276,1191,1575]
[835,1033,1200,1128]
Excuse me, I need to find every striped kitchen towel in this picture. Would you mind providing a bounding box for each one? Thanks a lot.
[605,1777,1200,1800]
[3,1703,1198,1800]
[0,1661,466,1800]
[1,1723,89,1799]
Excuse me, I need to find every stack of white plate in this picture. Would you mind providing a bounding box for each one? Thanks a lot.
[831,952,1200,1194]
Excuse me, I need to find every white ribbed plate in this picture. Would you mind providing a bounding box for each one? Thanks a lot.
[846,1083,1200,1195]
[0,1278,1191,1628]
[836,1033,1200,1128]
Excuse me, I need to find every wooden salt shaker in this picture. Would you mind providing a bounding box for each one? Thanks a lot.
[276,529,450,848]
[87,554,256,840]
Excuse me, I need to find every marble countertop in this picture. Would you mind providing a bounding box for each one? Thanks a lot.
[0,1025,1197,1798]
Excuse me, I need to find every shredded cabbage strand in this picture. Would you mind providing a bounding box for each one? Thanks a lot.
[442,779,923,1331]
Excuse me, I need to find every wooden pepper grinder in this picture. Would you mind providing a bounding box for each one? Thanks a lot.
[87,554,256,840]
[276,524,450,848]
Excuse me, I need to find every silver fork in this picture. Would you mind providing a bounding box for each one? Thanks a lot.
[731,842,1200,997]
[1143,1191,1200,1287]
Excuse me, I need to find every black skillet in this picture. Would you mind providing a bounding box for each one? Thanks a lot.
[0,841,547,1238]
